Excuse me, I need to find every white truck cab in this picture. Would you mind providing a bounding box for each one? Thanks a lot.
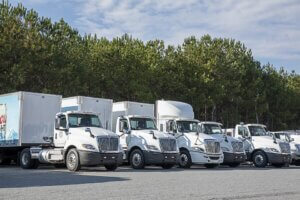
[155,100,223,168]
[42,111,123,171]
[199,121,246,167]
[232,123,291,168]
[272,131,300,166]
[113,102,179,169]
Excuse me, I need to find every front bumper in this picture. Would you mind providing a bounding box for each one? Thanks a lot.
[142,151,179,165]
[266,152,291,164]
[78,151,123,166]
[223,152,247,164]
[190,151,224,164]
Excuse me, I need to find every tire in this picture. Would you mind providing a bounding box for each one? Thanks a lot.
[204,164,219,169]
[252,151,268,168]
[129,149,145,169]
[178,150,192,168]
[293,160,300,166]
[105,164,118,171]
[54,163,66,168]
[20,148,37,169]
[161,164,174,169]
[66,148,81,171]
[228,163,240,168]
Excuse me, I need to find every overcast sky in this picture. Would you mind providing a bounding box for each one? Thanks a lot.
[9,0,300,73]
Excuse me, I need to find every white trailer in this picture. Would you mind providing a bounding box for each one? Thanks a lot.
[155,100,224,168]
[0,92,122,171]
[113,101,179,169]
[61,96,113,130]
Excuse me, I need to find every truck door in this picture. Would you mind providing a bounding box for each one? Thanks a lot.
[236,125,252,152]
[54,115,68,147]
[118,118,130,149]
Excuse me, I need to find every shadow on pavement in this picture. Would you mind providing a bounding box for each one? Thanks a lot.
[0,169,129,188]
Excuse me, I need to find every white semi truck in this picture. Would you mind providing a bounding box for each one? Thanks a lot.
[0,92,122,171]
[272,131,300,166]
[199,121,246,167]
[232,123,291,168]
[155,100,223,168]
[112,101,179,169]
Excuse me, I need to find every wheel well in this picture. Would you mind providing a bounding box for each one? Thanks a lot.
[179,147,189,153]
[127,146,143,164]
[251,149,268,163]
[64,145,76,161]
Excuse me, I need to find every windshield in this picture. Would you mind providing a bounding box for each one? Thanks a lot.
[68,114,102,128]
[248,126,267,136]
[202,124,223,135]
[177,121,199,133]
[130,117,157,130]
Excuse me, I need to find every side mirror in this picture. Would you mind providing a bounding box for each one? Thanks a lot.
[123,128,130,135]
[55,118,60,130]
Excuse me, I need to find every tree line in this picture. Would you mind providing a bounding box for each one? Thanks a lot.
[0,1,299,130]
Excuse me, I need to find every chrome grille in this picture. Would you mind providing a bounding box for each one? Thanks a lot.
[159,138,177,152]
[205,139,220,154]
[231,141,244,153]
[97,136,119,151]
[279,142,291,154]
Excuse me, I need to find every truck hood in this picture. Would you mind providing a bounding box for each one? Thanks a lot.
[209,134,240,143]
[290,135,300,144]
[69,127,118,137]
[184,132,217,145]
[131,129,175,140]
[252,136,281,149]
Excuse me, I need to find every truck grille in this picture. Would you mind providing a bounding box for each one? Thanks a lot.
[204,139,220,154]
[159,138,177,152]
[279,142,291,154]
[97,137,119,151]
[231,141,244,153]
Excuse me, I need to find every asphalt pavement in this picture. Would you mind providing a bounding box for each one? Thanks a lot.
[0,164,300,200]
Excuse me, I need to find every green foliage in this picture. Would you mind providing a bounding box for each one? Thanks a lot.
[0,1,299,130]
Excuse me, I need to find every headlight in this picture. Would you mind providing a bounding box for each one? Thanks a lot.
[191,146,205,152]
[265,147,280,153]
[146,145,159,151]
[221,147,230,152]
[82,144,96,150]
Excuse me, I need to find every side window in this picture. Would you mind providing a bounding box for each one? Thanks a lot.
[238,126,248,136]
[119,119,128,132]
[59,115,67,129]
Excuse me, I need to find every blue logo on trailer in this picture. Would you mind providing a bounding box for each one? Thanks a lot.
[0,94,20,146]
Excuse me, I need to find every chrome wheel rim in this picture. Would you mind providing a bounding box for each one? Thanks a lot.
[132,153,142,166]
[180,153,188,166]
[255,155,264,165]
[67,152,76,169]
[22,153,29,166]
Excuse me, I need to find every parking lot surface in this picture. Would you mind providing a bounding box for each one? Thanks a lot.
[1,165,300,200]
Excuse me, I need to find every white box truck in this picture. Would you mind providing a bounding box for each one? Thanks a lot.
[0,92,122,171]
[61,96,113,130]
[113,101,179,169]
[155,100,224,168]
[232,123,291,168]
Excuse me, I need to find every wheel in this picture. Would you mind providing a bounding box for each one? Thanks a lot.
[66,148,81,171]
[129,149,145,169]
[104,164,118,171]
[293,160,300,166]
[54,163,66,168]
[161,164,174,169]
[178,150,192,168]
[204,164,219,169]
[252,151,268,168]
[20,148,37,169]
[228,163,240,168]
[272,163,285,168]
